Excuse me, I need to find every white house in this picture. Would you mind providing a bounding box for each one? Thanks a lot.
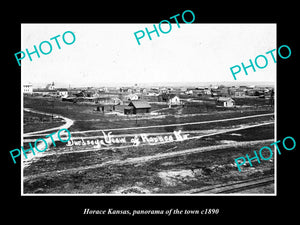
[45,82,55,90]
[217,97,235,107]
[23,84,33,94]
[57,88,68,97]
[203,88,211,95]
[168,95,181,105]
[185,90,193,95]
[147,92,159,96]
[126,93,139,101]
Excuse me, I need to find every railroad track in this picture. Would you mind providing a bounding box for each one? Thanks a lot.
[184,176,274,194]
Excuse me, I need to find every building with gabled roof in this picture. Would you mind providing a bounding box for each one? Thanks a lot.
[57,88,68,97]
[126,93,139,101]
[216,97,235,107]
[45,82,55,90]
[125,100,151,114]
[168,95,181,106]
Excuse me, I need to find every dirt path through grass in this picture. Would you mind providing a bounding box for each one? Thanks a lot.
[23,138,273,182]
[24,108,74,136]
[23,108,75,167]
[70,112,274,134]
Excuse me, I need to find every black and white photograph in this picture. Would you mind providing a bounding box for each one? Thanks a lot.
[21,23,276,195]
[3,4,298,221]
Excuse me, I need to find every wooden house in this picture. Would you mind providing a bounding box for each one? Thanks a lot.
[124,100,151,114]
[216,97,235,107]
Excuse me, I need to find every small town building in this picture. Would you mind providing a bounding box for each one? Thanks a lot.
[120,87,133,93]
[147,92,159,96]
[185,90,193,95]
[57,88,68,97]
[203,88,211,95]
[234,90,246,97]
[45,82,55,90]
[216,97,235,107]
[124,106,134,115]
[168,95,181,106]
[124,100,151,114]
[219,87,230,97]
[96,104,116,112]
[126,93,139,101]
[23,83,33,94]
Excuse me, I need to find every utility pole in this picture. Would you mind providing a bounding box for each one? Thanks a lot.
[48,99,54,122]
[51,99,54,122]
[135,113,137,125]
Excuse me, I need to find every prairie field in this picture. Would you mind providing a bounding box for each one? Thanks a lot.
[23,96,275,194]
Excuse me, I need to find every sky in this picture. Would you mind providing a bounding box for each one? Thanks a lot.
[21,23,276,87]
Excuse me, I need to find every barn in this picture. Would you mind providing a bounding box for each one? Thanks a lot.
[125,100,151,114]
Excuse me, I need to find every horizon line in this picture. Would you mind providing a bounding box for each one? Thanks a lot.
[25,81,275,88]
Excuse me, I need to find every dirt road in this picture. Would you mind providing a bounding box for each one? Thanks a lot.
[23,108,74,167]
[23,138,273,181]
[23,108,74,136]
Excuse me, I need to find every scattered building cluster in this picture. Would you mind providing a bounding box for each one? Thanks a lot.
[23,82,274,115]
[24,82,68,97]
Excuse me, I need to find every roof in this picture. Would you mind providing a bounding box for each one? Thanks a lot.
[45,83,54,89]
[170,95,179,99]
[33,89,56,92]
[62,96,75,99]
[167,94,177,98]
[129,100,151,109]
[57,88,68,91]
[218,97,234,102]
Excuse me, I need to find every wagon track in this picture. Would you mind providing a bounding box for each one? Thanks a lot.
[22,110,275,194]
[23,112,274,138]
[183,176,274,194]
[22,121,274,159]
[23,138,274,182]
[66,113,274,135]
